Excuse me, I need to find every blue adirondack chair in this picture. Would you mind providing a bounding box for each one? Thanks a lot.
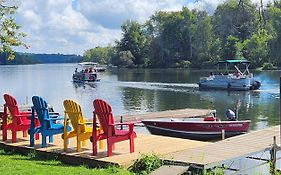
[29,96,70,147]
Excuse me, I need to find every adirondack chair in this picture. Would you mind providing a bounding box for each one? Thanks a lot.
[91,99,136,157]
[63,99,104,152]
[2,93,39,143]
[29,96,70,148]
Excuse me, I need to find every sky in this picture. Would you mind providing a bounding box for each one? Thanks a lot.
[13,0,270,55]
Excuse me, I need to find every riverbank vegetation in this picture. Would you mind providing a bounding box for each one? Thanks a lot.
[83,0,281,69]
[0,52,82,64]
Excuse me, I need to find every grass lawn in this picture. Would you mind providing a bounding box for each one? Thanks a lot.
[0,149,132,175]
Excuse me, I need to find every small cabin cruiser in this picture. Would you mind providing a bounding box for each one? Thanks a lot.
[198,60,261,91]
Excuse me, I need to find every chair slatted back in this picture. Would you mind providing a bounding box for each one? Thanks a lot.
[4,94,23,124]
[93,99,115,135]
[4,94,20,115]
[63,100,85,132]
[32,96,50,128]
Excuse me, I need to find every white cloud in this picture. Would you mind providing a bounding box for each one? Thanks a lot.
[13,0,273,55]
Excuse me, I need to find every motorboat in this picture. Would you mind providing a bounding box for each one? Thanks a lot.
[142,110,251,141]
[78,62,106,72]
[198,60,261,91]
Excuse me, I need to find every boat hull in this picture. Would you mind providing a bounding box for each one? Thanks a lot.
[72,72,98,82]
[198,75,261,91]
[142,119,251,141]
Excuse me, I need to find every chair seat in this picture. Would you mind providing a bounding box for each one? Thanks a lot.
[84,125,92,133]
[115,129,130,136]
[21,119,31,126]
[50,123,65,130]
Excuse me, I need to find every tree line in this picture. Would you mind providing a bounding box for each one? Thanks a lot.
[0,52,82,64]
[83,0,281,69]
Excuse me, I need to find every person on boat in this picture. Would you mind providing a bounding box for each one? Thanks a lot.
[84,68,89,73]
[225,109,237,121]
[89,67,93,73]
[74,68,78,73]
[235,71,241,78]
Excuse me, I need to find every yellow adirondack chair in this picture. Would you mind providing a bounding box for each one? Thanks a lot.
[63,99,104,152]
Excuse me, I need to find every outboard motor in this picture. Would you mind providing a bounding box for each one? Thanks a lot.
[225,109,237,121]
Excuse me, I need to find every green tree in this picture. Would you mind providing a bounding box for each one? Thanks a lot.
[0,0,27,60]
[186,10,213,67]
[83,46,114,64]
[241,29,272,67]
[111,50,134,68]
[117,20,148,67]
[212,0,259,41]
[267,1,281,66]
[145,11,171,67]
[223,35,240,59]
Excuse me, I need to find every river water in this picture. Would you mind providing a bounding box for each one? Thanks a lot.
[0,63,280,173]
[0,63,280,132]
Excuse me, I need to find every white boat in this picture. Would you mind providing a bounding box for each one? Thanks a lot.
[72,63,100,82]
[78,62,106,72]
[72,71,98,82]
[198,60,261,91]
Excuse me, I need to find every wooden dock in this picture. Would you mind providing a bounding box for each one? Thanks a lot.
[114,108,215,122]
[0,132,209,168]
[163,125,280,169]
[0,126,279,170]
[0,106,279,173]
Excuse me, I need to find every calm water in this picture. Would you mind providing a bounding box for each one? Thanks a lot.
[0,63,280,132]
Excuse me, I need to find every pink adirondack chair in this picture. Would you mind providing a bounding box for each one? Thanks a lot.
[91,99,136,157]
[2,94,39,142]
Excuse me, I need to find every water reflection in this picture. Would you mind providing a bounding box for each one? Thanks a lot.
[72,81,98,89]
[0,64,280,132]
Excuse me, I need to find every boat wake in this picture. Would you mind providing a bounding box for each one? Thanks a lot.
[117,81,199,93]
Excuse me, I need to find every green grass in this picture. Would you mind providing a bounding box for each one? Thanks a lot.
[0,149,132,175]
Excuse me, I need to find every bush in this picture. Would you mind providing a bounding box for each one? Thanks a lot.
[262,62,278,70]
[172,60,191,68]
[129,154,163,175]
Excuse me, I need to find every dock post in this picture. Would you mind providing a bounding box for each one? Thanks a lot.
[221,129,225,140]
[120,116,123,130]
[279,77,281,146]
[270,136,277,175]
[279,77,281,147]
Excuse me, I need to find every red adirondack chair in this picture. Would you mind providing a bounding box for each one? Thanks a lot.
[91,99,136,157]
[2,94,39,142]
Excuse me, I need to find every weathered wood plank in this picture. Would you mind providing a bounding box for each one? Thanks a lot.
[163,126,280,167]
[114,108,215,122]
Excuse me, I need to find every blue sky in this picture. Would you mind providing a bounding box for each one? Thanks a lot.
[13,0,268,55]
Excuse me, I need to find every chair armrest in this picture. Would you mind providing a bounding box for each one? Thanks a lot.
[50,112,60,116]
[45,116,64,121]
[12,114,32,118]
[114,122,135,126]
[19,111,32,115]
[85,121,93,125]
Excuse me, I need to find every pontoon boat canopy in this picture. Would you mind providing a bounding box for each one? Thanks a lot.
[217,60,250,65]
